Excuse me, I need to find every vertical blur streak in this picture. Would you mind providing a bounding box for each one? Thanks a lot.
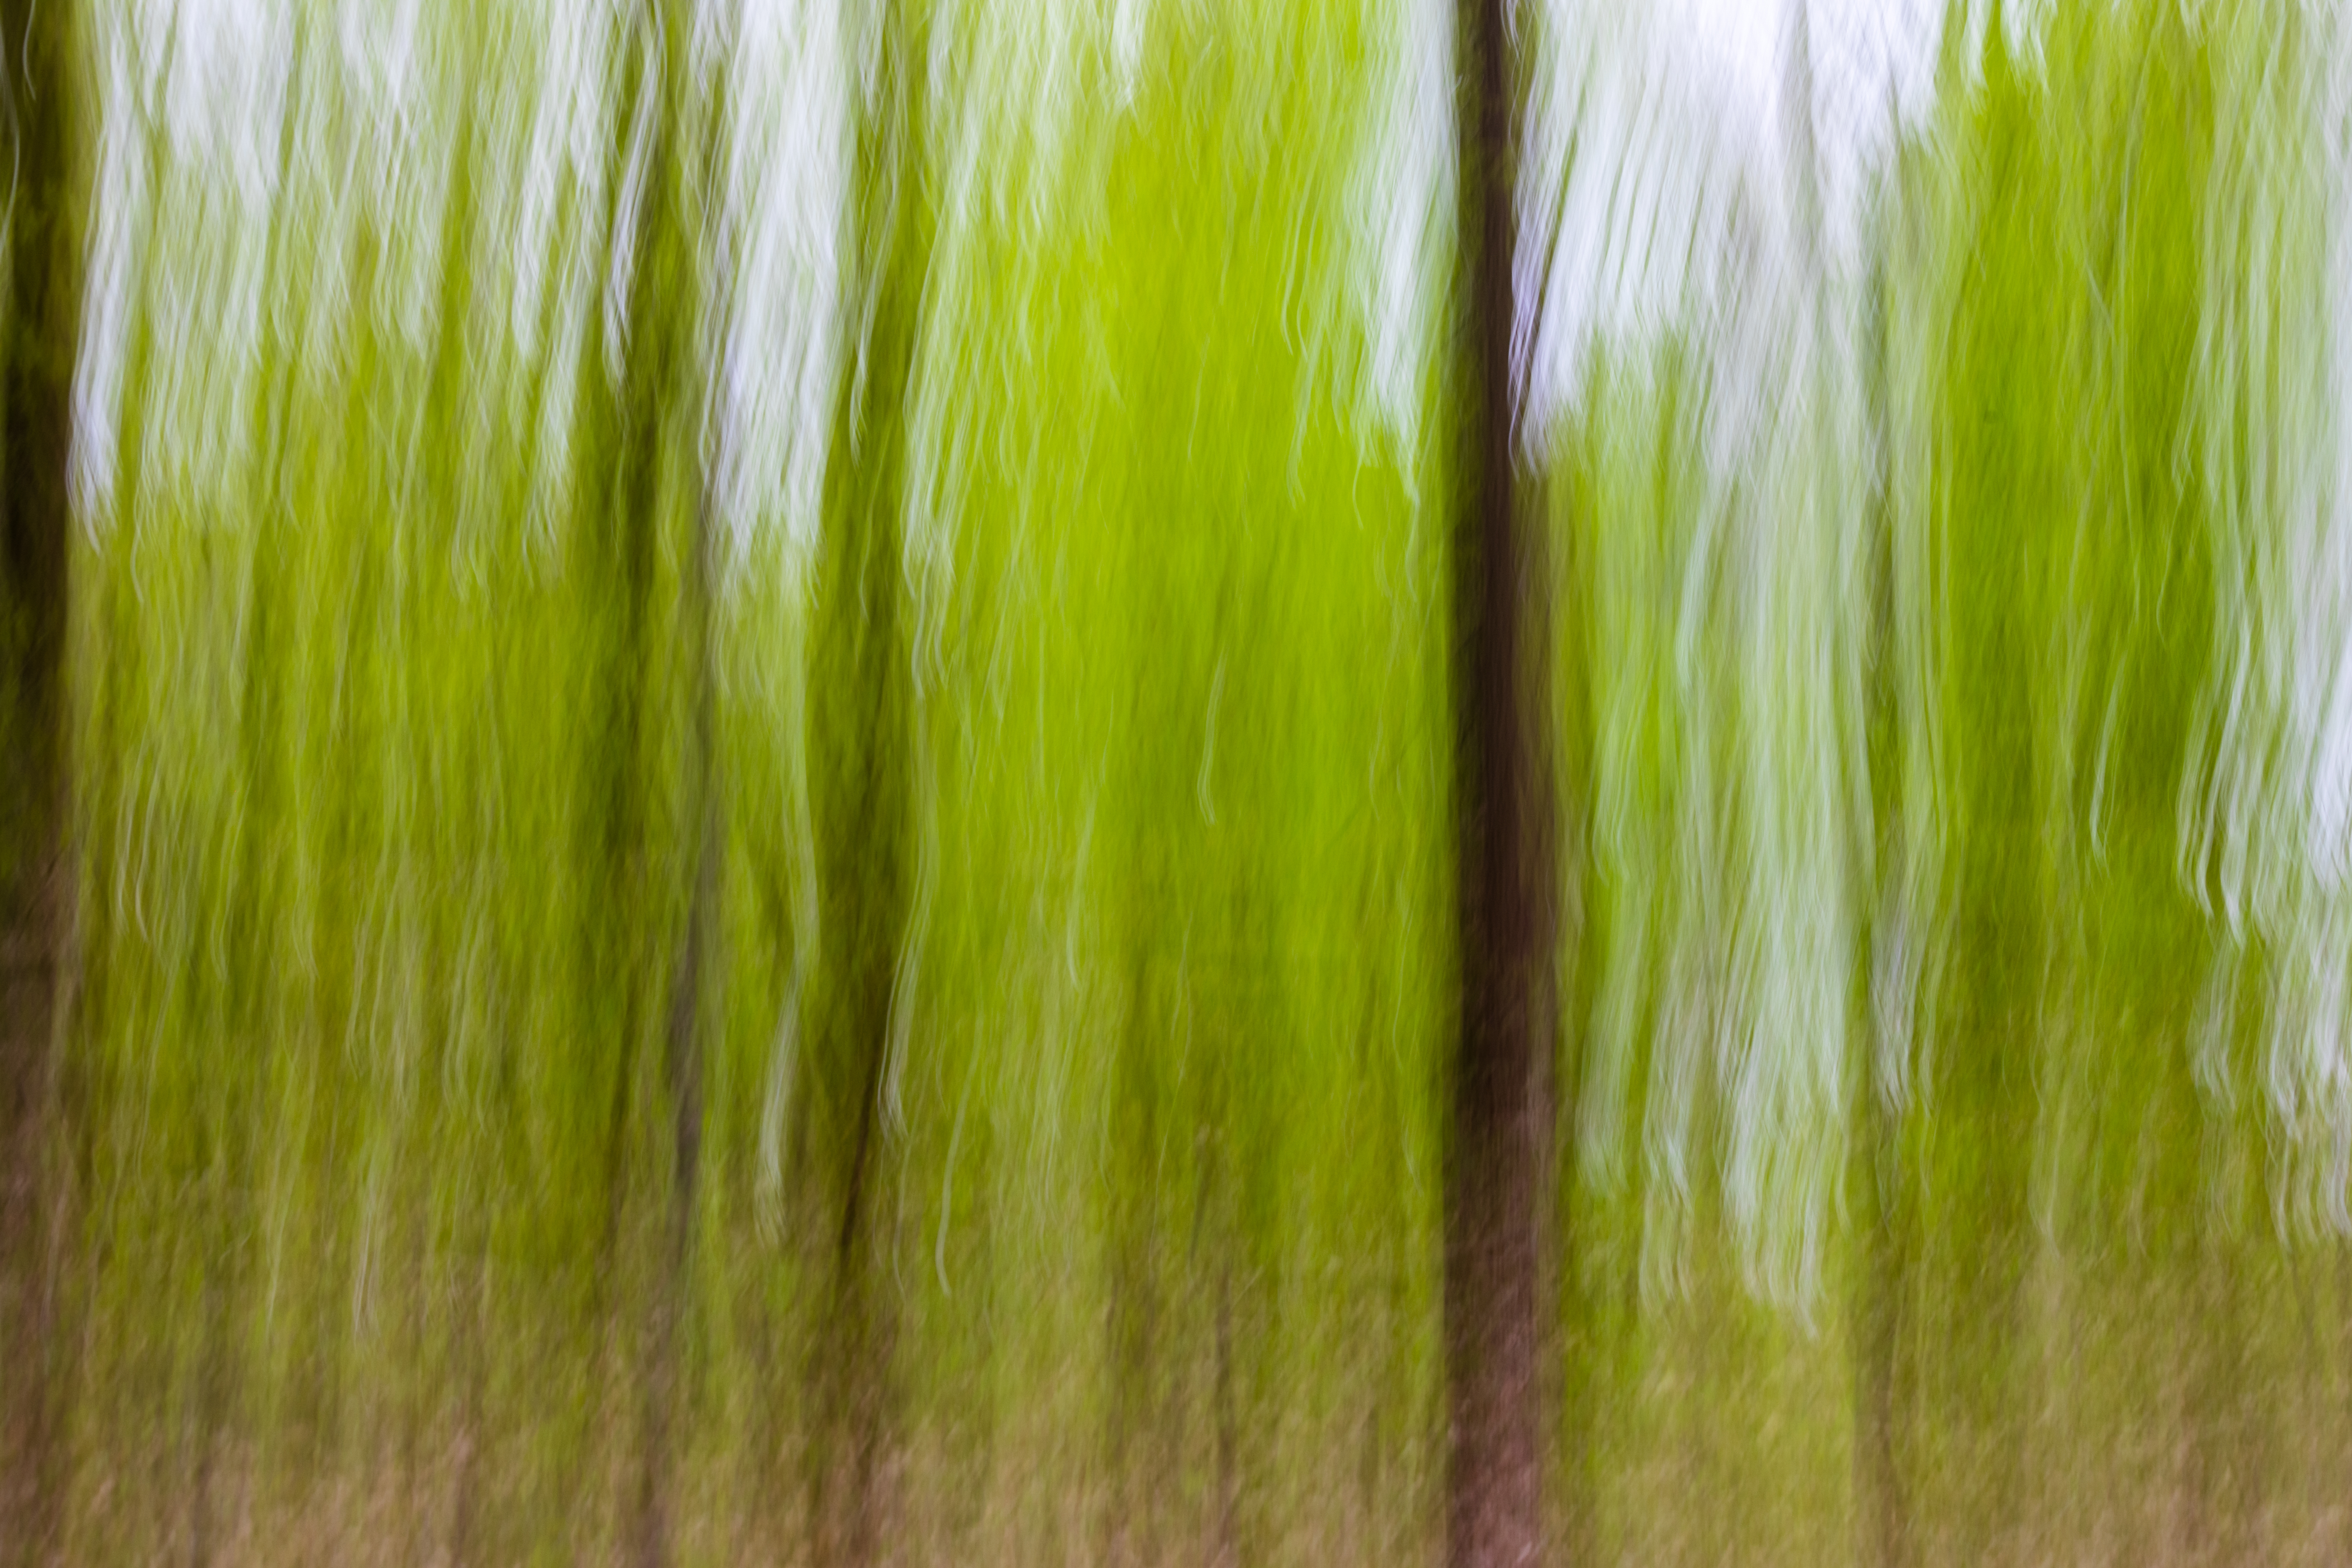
[802,0,926,1560]
[1512,0,1899,1316]
[596,2,715,1566]
[1443,1,1554,1567]
[2182,0,2352,1240]
[0,1,83,1563]
[30,0,2352,1563]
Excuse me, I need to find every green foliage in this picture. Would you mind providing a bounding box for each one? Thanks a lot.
[5,0,2351,1561]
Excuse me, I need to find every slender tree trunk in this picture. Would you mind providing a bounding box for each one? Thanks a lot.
[1443,0,1555,1562]
[0,4,80,1562]
[631,378,722,1568]
[803,2,928,1562]
[1854,477,1914,1568]
[593,8,720,1567]
[1854,345,1912,1567]
[632,627,716,1568]
[592,8,682,1296]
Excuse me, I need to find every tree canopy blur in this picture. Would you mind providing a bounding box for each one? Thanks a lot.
[2,0,2351,1563]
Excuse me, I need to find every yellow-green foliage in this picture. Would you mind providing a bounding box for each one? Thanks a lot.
[7,0,2352,1562]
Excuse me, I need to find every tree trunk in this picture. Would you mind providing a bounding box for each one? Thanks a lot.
[593,8,719,1567]
[803,2,928,1562]
[1442,0,1555,1563]
[0,3,81,1562]
[592,0,686,1294]
[632,667,716,1568]
[1854,420,1914,1568]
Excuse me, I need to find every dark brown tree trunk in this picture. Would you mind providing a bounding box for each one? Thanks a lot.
[1443,0,1555,1563]
[0,4,81,1562]
[806,482,910,1568]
